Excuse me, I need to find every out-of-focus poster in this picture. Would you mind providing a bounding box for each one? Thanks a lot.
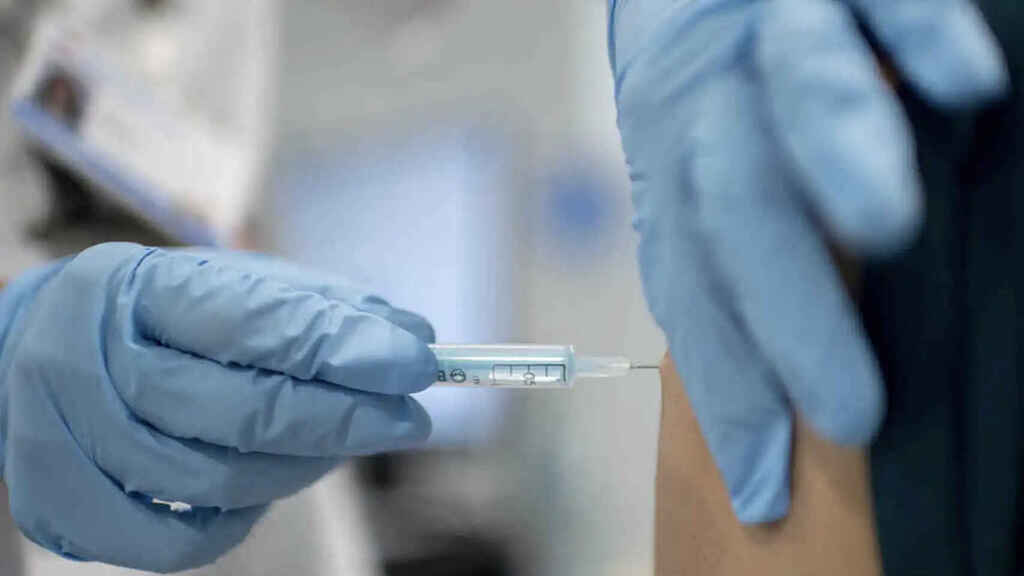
[9,0,277,246]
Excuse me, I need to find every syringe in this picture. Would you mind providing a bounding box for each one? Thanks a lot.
[429,344,659,389]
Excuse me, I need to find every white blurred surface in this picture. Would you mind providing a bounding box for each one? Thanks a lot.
[10,0,276,243]
[270,1,662,574]
[0,1,663,575]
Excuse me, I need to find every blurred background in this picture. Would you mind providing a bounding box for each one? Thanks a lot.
[0,0,664,574]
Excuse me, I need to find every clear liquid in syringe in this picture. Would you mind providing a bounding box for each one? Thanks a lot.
[429,344,656,389]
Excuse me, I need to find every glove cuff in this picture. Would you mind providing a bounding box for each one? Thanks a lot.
[0,260,67,478]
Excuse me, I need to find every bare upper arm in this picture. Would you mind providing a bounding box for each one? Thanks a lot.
[656,354,881,575]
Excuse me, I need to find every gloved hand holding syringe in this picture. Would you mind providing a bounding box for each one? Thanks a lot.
[429,344,659,389]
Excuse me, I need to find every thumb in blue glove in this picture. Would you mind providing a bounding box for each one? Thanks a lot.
[0,243,437,572]
[610,0,1007,523]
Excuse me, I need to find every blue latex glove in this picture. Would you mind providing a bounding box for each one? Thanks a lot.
[0,243,437,572]
[610,0,1008,522]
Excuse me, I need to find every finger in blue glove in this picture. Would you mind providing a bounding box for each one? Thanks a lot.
[610,0,1007,523]
[0,243,437,572]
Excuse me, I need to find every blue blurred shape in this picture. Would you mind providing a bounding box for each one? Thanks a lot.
[544,160,614,258]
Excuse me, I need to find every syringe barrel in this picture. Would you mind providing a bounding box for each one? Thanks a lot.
[429,344,575,388]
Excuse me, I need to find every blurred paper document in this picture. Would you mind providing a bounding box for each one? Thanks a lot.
[9,0,277,246]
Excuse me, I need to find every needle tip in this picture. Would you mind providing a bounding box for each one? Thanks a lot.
[630,363,660,371]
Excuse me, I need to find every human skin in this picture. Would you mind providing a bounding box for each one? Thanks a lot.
[656,354,881,575]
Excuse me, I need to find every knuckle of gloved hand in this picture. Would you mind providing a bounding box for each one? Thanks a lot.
[401,342,440,393]
[384,307,436,343]
[166,512,260,573]
[9,494,97,567]
[8,496,57,555]
[143,507,256,572]
[147,533,222,574]
[9,333,51,380]
[356,291,391,310]
[834,188,923,255]
[810,382,885,446]
[70,242,151,273]
[202,462,250,509]
[59,243,163,296]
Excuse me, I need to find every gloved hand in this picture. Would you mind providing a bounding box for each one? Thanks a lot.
[0,243,437,572]
[610,0,1008,523]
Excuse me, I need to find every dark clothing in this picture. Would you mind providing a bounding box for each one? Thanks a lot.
[863,2,1023,574]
